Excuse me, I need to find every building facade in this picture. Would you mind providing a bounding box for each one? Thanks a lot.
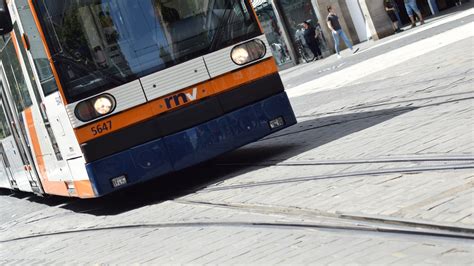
[252,0,463,69]
[252,0,374,69]
[361,0,465,40]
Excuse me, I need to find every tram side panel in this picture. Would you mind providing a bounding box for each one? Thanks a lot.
[0,1,43,194]
[0,0,90,196]
[0,106,14,189]
[21,105,71,197]
[42,92,95,198]
[0,136,31,191]
[0,64,39,194]
[0,142,14,189]
[15,20,93,196]
[0,157,12,189]
[2,0,87,196]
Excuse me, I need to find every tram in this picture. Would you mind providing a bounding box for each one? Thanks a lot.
[0,0,296,198]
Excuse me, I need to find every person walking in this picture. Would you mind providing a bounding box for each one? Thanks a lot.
[384,0,403,33]
[302,21,323,60]
[428,0,439,15]
[404,0,424,28]
[326,5,358,58]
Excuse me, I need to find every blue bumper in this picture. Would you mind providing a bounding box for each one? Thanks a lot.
[86,92,296,196]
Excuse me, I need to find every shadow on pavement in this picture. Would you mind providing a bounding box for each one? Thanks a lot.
[5,107,414,216]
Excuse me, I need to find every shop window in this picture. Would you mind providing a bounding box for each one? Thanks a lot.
[278,0,328,62]
[254,1,293,66]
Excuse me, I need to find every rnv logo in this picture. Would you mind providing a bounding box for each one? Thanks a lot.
[186,88,198,101]
[164,88,198,109]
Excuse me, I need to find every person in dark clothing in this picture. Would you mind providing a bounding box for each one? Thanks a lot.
[161,4,180,23]
[384,0,403,33]
[302,21,322,60]
[327,6,358,58]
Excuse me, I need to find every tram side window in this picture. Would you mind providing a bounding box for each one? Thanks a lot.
[13,24,43,106]
[0,104,11,139]
[16,0,58,96]
[0,36,5,48]
[0,38,33,112]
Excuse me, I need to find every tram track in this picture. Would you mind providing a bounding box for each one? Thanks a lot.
[1,159,472,244]
[263,92,474,141]
[2,199,473,244]
[174,199,474,237]
[214,154,474,167]
[2,157,472,244]
[203,161,474,192]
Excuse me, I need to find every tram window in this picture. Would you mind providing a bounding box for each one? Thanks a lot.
[10,20,64,161]
[0,35,6,47]
[0,37,33,112]
[13,24,43,105]
[15,0,58,96]
[36,0,260,102]
[0,103,11,139]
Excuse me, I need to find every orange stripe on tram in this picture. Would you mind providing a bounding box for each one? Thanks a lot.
[10,32,22,62]
[25,109,96,198]
[248,0,264,33]
[75,58,279,144]
[73,180,96,198]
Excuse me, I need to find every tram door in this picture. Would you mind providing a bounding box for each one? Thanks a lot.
[0,100,16,189]
[0,71,42,194]
[0,142,15,189]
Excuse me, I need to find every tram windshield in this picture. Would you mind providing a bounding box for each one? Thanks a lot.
[35,0,260,102]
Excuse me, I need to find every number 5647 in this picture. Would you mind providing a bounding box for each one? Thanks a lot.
[91,121,112,136]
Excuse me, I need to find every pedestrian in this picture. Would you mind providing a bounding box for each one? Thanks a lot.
[404,0,424,28]
[271,43,288,64]
[384,0,403,33]
[390,0,403,29]
[314,21,328,50]
[302,21,323,60]
[326,5,358,58]
[93,46,108,68]
[428,0,439,15]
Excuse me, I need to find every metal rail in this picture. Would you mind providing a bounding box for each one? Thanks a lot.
[202,163,474,192]
[174,199,474,238]
[1,161,472,243]
[1,217,473,244]
[214,155,474,167]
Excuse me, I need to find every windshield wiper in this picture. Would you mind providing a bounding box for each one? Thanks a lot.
[208,8,235,52]
[53,54,124,86]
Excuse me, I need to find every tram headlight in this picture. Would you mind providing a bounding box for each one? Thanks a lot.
[94,96,114,115]
[231,39,266,65]
[75,94,116,122]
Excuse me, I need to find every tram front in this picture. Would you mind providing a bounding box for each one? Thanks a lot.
[10,0,297,197]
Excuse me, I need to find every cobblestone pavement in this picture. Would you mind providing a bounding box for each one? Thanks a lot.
[1,7,473,265]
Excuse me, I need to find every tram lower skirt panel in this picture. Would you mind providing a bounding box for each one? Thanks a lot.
[85,92,296,196]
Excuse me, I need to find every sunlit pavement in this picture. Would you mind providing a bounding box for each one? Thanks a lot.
[1,6,473,265]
